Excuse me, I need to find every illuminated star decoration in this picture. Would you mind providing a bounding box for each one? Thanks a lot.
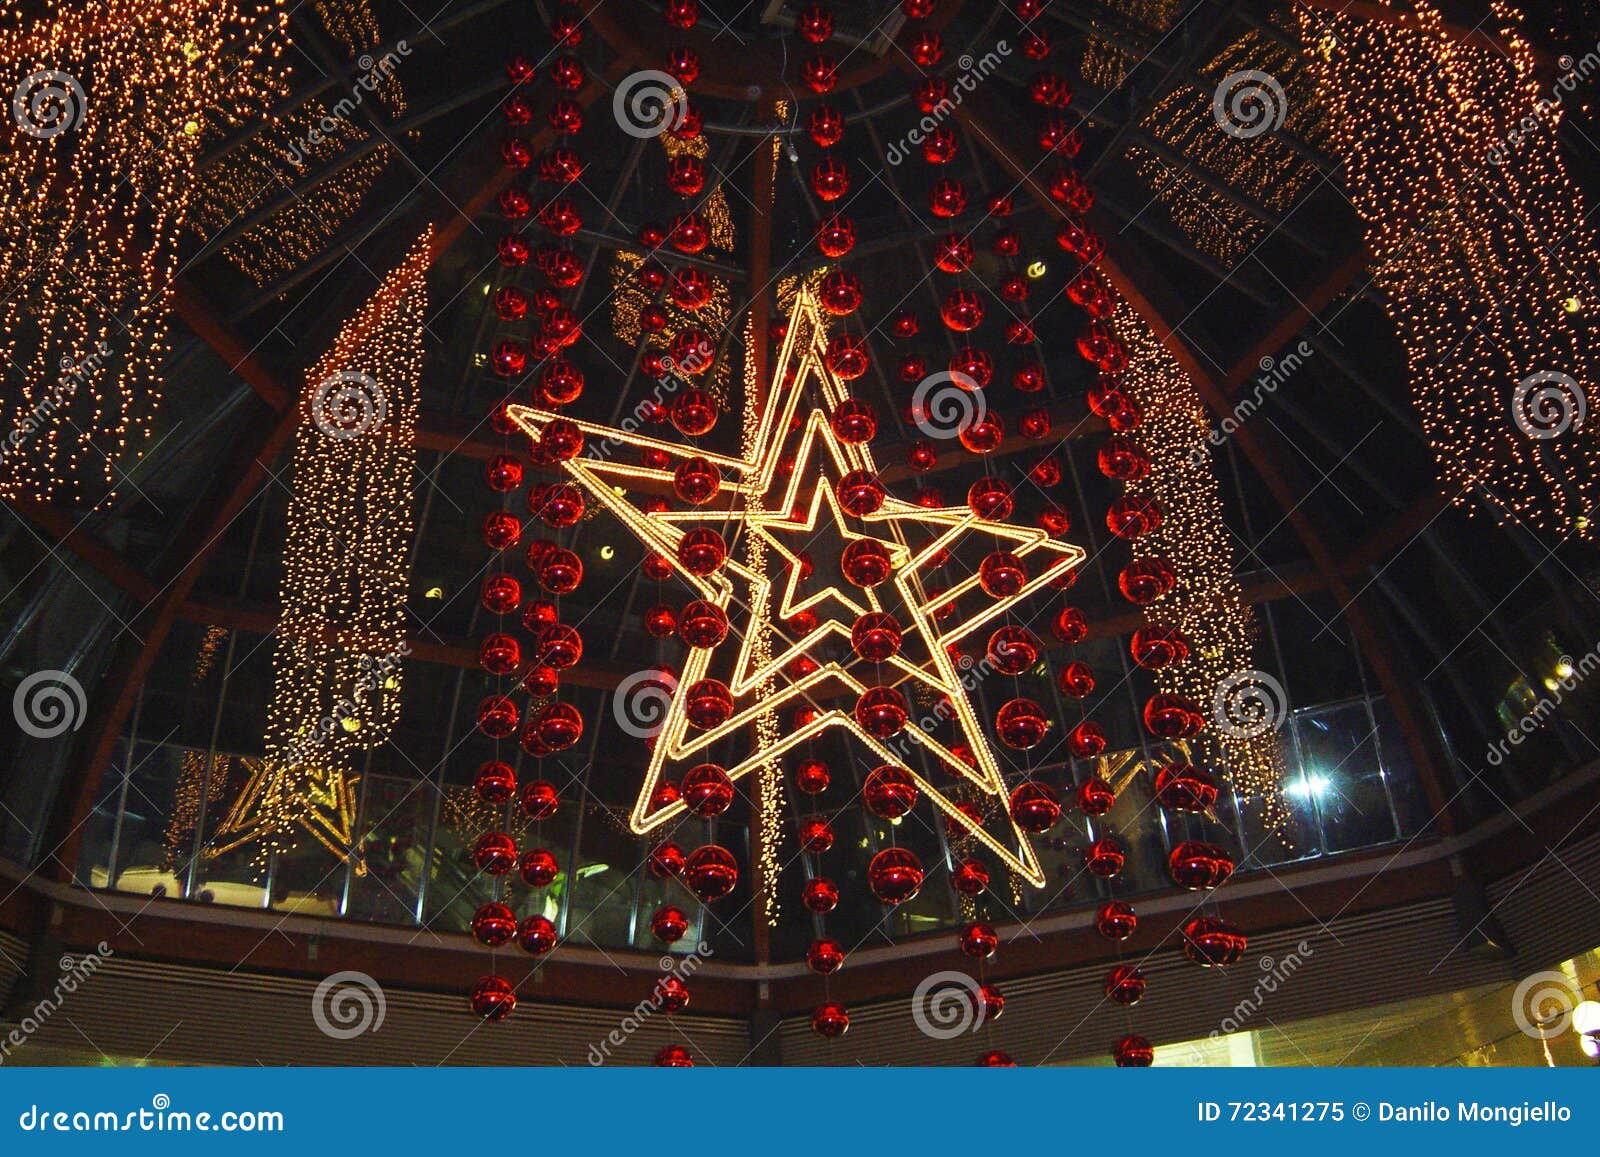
[508,289,1085,886]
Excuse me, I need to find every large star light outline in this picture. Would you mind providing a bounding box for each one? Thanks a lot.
[507,289,1085,886]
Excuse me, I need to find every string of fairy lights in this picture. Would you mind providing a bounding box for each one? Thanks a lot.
[1130,19,1332,267]
[0,0,288,504]
[1299,0,1600,538]
[211,228,430,871]
[1109,300,1290,832]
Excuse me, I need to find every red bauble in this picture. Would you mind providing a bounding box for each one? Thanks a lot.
[1076,776,1116,816]
[863,766,918,819]
[851,612,902,661]
[840,539,894,587]
[1098,437,1152,482]
[1029,70,1073,108]
[1128,622,1189,669]
[959,413,1004,455]
[826,334,870,380]
[1154,763,1219,812]
[952,858,990,896]
[812,1002,850,1039]
[531,702,583,752]
[678,600,729,648]
[854,685,908,737]
[517,915,558,955]
[519,847,560,887]
[538,548,583,594]
[485,454,523,493]
[802,876,839,912]
[471,902,517,947]
[934,232,974,272]
[1114,1035,1155,1067]
[655,976,690,1013]
[677,527,727,575]
[1105,964,1146,1006]
[1055,215,1104,261]
[830,398,877,443]
[539,482,584,527]
[940,289,984,332]
[959,921,999,959]
[479,632,521,675]
[1057,660,1095,698]
[903,0,935,16]
[1183,916,1248,966]
[1084,836,1126,878]
[644,604,679,639]
[519,779,560,820]
[684,844,739,901]
[838,469,885,516]
[800,52,837,94]
[672,456,721,505]
[476,695,519,740]
[974,983,1005,1023]
[977,1050,1015,1067]
[967,477,1013,520]
[474,761,516,804]
[816,214,855,256]
[473,831,517,875]
[649,841,686,879]
[1168,841,1234,890]
[978,551,1026,598]
[1067,720,1107,759]
[1051,606,1088,644]
[1008,780,1061,832]
[985,626,1039,675]
[819,270,863,316]
[867,847,924,904]
[799,816,835,854]
[807,938,845,975]
[909,29,944,67]
[1096,900,1138,941]
[1119,557,1177,604]
[548,97,584,135]
[681,763,735,817]
[797,2,834,42]
[795,758,831,794]
[921,125,958,164]
[995,698,1048,750]
[684,678,734,729]
[469,975,517,1021]
[1144,692,1204,740]
[906,440,938,471]
[929,177,967,217]
[663,0,698,28]
[651,905,689,944]
[671,388,718,436]
[811,154,849,201]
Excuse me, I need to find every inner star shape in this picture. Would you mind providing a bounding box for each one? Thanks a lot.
[506,288,1086,886]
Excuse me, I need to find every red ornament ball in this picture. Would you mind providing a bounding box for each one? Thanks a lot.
[469,975,517,1021]
[1009,780,1061,832]
[517,915,558,955]
[681,763,735,817]
[863,766,918,819]
[959,921,999,959]
[1096,900,1138,941]
[795,758,831,795]
[867,847,924,904]
[802,876,839,912]
[806,938,845,975]
[1114,1035,1155,1067]
[474,761,516,804]
[1076,776,1116,816]
[952,858,990,896]
[812,1002,850,1039]
[854,685,908,737]
[520,847,560,887]
[471,902,517,947]
[684,844,740,901]
[651,905,689,944]
[1182,916,1248,966]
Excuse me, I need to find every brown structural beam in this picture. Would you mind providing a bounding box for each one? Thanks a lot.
[1340,488,1453,579]
[3,499,160,604]
[954,101,1459,835]
[1219,243,1371,398]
